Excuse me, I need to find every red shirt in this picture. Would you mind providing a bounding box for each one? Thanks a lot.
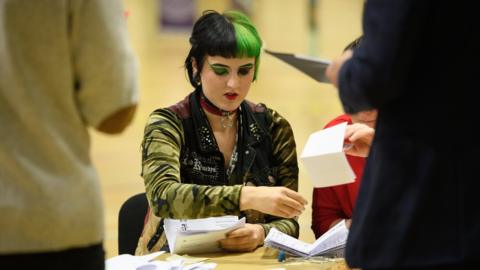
[311,114,366,238]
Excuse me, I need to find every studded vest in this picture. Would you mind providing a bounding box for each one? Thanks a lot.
[136,88,299,254]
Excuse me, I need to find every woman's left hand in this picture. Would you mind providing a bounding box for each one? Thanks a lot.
[219,223,265,252]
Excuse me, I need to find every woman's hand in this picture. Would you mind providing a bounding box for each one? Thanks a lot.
[219,224,265,252]
[240,186,307,218]
[344,123,375,157]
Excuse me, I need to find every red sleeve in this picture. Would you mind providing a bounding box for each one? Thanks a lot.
[324,114,352,129]
[311,114,353,238]
[312,187,344,238]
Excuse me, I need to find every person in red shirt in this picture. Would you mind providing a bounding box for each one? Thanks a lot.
[311,110,376,237]
[310,35,379,238]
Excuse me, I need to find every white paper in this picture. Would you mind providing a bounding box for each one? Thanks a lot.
[106,251,217,270]
[300,122,355,187]
[105,251,165,270]
[137,259,183,270]
[264,220,349,258]
[309,220,349,256]
[164,216,245,254]
[264,227,312,257]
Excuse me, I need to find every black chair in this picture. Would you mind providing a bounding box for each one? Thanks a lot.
[118,192,149,255]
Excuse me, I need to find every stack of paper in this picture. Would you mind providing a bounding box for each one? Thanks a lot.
[264,220,349,258]
[164,216,245,255]
[300,122,355,187]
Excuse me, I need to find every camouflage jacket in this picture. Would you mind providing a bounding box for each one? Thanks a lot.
[136,88,299,254]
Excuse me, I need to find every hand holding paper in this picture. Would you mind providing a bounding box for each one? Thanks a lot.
[219,223,265,252]
[300,122,355,187]
[344,123,375,157]
[164,216,246,255]
[325,50,353,87]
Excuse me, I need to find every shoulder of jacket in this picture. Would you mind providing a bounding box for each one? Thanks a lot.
[244,100,267,113]
[167,94,191,119]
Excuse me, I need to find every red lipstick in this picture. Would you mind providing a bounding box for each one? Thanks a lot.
[225,93,238,100]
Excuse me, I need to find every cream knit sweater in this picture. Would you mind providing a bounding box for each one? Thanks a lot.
[0,0,138,253]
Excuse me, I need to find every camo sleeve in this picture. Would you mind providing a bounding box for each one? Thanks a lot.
[260,108,300,238]
[141,109,243,219]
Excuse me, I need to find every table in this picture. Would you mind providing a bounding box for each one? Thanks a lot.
[159,247,353,270]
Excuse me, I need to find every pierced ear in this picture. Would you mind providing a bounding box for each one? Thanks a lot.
[191,58,202,85]
[194,73,201,85]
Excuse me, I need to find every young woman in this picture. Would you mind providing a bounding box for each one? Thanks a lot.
[136,10,307,254]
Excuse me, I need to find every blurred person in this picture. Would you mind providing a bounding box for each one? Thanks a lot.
[311,37,377,238]
[311,111,376,237]
[326,0,478,269]
[0,0,138,269]
[136,10,307,254]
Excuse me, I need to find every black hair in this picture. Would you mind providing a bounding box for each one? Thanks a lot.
[184,10,262,87]
[343,36,363,52]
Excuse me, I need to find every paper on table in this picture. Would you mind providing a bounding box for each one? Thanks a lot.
[300,122,355,187]
[264,220,349,258]
[164,216,245,255]
[166,254,209,264]
[137,259,183,270]
[105,251,165,270]
[264,49,331,83]
[138,259,218,270]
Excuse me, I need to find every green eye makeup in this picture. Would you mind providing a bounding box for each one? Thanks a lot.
[207,61,254,77]
[238,63,253,76]
[208,62,229,76]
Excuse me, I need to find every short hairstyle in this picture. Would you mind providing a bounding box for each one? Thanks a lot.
[185,10,262,87]
[343,36,363,52]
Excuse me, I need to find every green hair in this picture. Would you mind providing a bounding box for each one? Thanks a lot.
[224,10,262,80]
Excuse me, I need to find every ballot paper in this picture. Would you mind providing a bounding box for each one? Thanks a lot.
[105,251,165,270]
[164,216,245,254]
[106,251,217,270]
[264,220,349,258]
[300,122,355,187]
[138,260,217,270]
[264,49,331,83]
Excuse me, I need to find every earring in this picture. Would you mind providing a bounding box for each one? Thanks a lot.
[194,74,201,85]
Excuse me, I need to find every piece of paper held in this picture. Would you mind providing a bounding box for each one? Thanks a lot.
[164,216,245,255]
[300,122,355,187]
[264,49,331,84]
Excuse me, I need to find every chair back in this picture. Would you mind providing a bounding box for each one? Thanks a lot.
[118,192,148,255]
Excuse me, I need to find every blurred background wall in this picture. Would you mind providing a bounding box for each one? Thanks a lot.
[93,0,364,258]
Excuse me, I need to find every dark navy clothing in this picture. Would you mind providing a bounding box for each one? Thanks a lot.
[338,0,479,268]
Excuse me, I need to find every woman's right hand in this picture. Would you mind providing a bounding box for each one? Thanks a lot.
[344,123,375,157]
[239,186,307,218]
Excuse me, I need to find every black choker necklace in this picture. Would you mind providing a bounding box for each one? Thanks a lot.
[199,93,236,128]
